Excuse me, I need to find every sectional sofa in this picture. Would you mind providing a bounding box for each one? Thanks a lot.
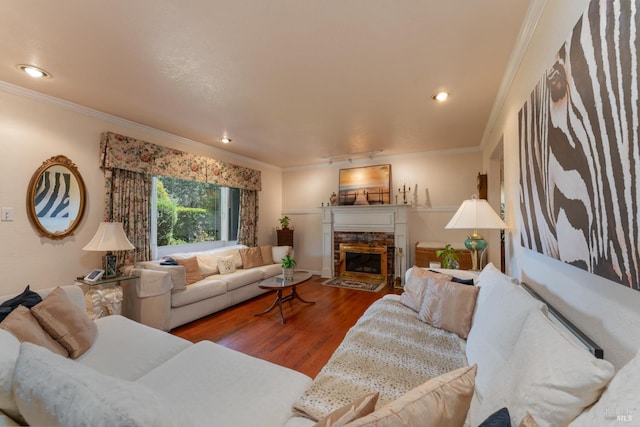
[125,244,292,330]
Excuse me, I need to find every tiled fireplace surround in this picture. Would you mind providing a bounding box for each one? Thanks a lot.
[321,205,411,284]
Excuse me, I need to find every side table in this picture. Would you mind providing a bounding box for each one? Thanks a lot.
[75,275,137,320]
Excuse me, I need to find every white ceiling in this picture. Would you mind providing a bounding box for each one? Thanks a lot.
[0,1,533,168]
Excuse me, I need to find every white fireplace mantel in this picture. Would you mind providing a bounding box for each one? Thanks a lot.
[321,204,412,282]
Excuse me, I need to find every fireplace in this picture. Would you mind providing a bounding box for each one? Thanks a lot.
[339,243,387,284]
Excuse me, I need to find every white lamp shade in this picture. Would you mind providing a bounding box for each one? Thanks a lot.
[445,198,507,230]
[83,222,135,251]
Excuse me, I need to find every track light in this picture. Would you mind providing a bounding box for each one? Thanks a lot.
[325,149,383,165]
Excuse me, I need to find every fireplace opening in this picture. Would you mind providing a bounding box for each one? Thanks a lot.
[339,243,387,284]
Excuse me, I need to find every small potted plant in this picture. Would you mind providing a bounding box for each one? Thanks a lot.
[281,254,296,280]
[435,244,460,269]
[279,216,291,229]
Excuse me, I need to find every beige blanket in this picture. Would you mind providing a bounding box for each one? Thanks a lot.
[293,295,467,420]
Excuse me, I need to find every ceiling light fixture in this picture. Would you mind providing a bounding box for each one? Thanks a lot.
[433,91,449,102]
[221,137,231,144]
[324,149,383,165]
[18,64,51,79]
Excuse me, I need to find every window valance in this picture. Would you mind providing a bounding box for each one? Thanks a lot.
[100,131,261,191]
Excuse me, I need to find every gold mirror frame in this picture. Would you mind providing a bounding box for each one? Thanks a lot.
[26,155,87,240]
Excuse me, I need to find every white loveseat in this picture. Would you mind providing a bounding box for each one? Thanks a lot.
[126,244,291,330]
[0,285,312,426]
[288,264,639,426]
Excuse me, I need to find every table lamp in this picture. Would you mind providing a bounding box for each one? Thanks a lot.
[83,222,135,278]
[445,196,507,270]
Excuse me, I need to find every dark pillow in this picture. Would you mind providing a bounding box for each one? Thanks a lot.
[452,276,474,286]
[0,285,42,322]
[160,256,178,266]
[479,407,511,427]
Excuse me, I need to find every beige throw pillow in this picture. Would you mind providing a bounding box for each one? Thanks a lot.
[0,305,68,357]
[417,279,479,339]
[346,365,477,427]
[240,247,265,269]
[313,393,379,427]
[176,257,203,285]
[260,245,274,265]
[217,255,237,275]
[400,267,451,312]
[31,287,97,359]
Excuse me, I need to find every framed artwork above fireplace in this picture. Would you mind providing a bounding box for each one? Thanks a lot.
[338,164,391,205]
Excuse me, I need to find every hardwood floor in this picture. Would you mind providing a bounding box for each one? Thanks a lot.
[171,276,398,378]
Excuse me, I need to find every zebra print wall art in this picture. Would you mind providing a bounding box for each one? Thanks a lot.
[519,0,640,290]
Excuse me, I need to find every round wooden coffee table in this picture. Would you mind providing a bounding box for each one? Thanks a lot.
[255,271,315,323]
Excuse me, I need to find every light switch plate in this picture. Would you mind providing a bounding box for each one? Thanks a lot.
[1,208,14,221]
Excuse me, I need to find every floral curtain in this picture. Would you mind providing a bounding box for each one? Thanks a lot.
[104,168,151,265]
[237,190,258,247]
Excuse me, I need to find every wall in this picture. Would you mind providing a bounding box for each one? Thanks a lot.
[282,150,482,274]
[0,85,282,295]
[482,0,640,369]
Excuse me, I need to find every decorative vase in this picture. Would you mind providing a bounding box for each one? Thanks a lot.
[282,268,295,281]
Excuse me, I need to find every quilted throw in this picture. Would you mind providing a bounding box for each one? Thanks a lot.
[293,295,467,421]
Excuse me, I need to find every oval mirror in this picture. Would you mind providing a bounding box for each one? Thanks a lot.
[26,155,87,240]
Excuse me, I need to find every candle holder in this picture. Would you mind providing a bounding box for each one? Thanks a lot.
[398,184,411,204]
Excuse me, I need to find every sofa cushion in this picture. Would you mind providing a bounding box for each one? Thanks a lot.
[171,279,227,308]
[12,342,190,427]
[260,245,275,265]
[194,252,219,276]
[0,305,68,357]
[217,254,237,274]
[240,247,265,269]
[0,329,20,422]
[465,263,547,398]
[138,341,312,427]
[77,315,191,381]
[216,268,265,291]
[313,393,378,427]
[259,263,283,278]
[346,364,477,427]
[477,309,615,426]
[570,349,640,426]
[175,257,203,285]
[400,267,450,312]
[418,279,479,339]
[31,287,97,359]
[0,286,42,323]
[272,245,291,264]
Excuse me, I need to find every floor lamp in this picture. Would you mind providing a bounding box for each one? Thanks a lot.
[445,196,507,271]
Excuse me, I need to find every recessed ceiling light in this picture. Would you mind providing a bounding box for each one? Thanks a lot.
[221,137,231,144]
[433,91,449,102]
[18,64,51,79]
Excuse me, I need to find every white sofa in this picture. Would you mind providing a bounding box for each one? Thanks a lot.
[0,285,312,426]
[126,244,291,330]
[287,264,639,426]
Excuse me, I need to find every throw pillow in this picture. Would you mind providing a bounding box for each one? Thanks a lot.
[519,413,539,427]
[0,285,42,322]
[400,267,451,312]
[452,276,475,286]
[571,349,640,426]
[12,342,191,427]
[239,247,265,269]
[479,407,511,427]
[260,245,274,265]
[31,287,97,359]
[0,305,68,357]
[272,246,290,264]
[217,255,236,275]
[345,364,477,427]
[477,309,615,426]
[0,328,22,422]
[175,257,203,285]
[417,279,479,339]
[313,393,379,427]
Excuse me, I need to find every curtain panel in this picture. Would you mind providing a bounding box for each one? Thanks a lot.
[237,190,259,247]
[100,131,261,191]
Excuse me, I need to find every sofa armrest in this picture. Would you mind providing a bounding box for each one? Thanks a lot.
[135,261,187,292]
[121,269,172,331]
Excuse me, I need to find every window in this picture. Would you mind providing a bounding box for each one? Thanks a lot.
[151,176,240,256]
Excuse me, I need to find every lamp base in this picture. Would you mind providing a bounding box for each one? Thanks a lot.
[465,235,487,271]
[103,253,117,278]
